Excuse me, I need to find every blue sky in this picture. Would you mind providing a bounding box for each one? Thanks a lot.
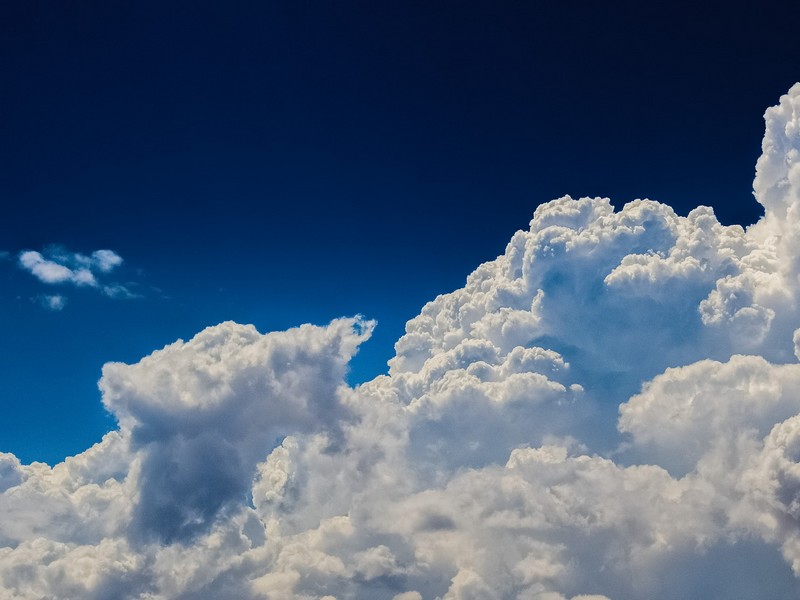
[0,1,797,468]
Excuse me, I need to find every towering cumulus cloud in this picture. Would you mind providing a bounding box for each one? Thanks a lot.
[2,85,800,599]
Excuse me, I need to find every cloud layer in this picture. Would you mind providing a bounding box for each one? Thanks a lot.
[2,84,800,599]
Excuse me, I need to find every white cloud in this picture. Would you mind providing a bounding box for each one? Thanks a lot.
[19,250,90,285]
[90,249,124,273]
[2,85,800,598]
[16,246,134,308]
[18,247,124,286]
[99,317,374,544]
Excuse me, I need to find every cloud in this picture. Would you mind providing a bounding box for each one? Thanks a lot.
[90,249,124,273]
[1,84,800,598]
[16,246,135,307]
[19,250,95,285]
[99,317,374,544]
[38,294,67,311]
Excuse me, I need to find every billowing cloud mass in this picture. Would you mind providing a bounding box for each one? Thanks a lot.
[2,85,800,599]
[17,247,133,303]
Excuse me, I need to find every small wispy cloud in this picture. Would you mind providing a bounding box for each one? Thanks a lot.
[16,246,137,308]
[19,250,97,286]
[102,283,138,299]
[87,249,123,273]
[38,294,67,311]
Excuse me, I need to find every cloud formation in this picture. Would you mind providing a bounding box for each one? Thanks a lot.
[2,84,800,598]
[17,246,135,305]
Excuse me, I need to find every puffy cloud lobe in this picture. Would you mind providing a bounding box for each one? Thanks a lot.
[3,86,800,598]
[91,249,124,273]
[393,199,740,410]
[100,317,375,544]
[753,82,800,225]
[0,454,24,494]
[618,356,800,474]
[742,415,800,574]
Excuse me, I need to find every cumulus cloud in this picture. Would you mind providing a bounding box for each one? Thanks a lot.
[16,246,135,306]
[2,85,800,598]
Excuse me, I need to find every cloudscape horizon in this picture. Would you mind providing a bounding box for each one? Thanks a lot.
[1,84,800,598]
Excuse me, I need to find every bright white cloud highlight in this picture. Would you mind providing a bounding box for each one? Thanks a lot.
[1,84,800,599]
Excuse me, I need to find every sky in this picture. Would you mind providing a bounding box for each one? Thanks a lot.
[2,0,798,465]
[3,2,800,598]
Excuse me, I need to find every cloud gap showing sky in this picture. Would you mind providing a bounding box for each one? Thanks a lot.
[1,86,800,598]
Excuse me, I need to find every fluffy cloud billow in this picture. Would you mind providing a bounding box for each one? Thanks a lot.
[2,85,800,599]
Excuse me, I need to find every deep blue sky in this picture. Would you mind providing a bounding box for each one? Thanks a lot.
[1,0,799,464]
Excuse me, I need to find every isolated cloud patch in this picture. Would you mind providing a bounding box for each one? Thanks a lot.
[1,85,800,599]
[38,294,67,311]
[18,248,121,286]
[17,246,135,305]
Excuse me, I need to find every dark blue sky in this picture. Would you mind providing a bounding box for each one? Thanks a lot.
[1,0,799,464]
